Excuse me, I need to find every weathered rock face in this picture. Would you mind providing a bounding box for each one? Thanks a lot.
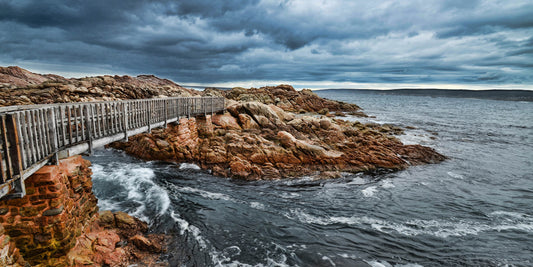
[67,210,166,267]
[208,85,366,116]
[0,155,98,265]
[0,66,198,106]
[111,101,446,180]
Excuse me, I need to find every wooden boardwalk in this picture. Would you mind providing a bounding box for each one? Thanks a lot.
[0,96,225,199]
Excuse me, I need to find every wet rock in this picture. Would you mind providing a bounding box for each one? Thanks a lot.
[98,210,115,228]
[130,234,162,253]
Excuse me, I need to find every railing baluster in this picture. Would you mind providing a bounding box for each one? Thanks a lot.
[20,112,30,168]
[74,106,80,143]
[49,108,59,163]
[97,103,103,138]
[80,105,86,141]
[84,105,93,155]
[67,107,73,145]
[36,110,45,158]
[146,100,151,132]
[59,106,66,147]
[42,108,52,155]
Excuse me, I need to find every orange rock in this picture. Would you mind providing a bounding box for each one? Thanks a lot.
[212,113,241,130]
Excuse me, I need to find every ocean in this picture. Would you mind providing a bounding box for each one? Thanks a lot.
[86,90,533,266]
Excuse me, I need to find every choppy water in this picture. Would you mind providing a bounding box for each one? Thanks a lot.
[86,90,533,266]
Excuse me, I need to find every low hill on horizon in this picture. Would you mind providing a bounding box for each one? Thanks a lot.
[318,88,533,102]
[0,66,199,106]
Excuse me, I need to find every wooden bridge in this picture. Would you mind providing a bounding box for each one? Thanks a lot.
[0,96,225,199]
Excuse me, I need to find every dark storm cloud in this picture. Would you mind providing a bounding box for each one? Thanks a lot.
[1,0,532,87]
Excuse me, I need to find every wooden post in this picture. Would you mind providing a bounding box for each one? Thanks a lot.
[19,112,30,169]
[84,105,94,155]
[0,115,13,180]
[164,100,168,128]
[59,106,66,147]
[0,127,5,183]
[48,108,59,164]
[36,110,46,158]
[67,107,73,145]
[5,113,25,197]
[42,109,52,155]
[147,100,151,133]
[123,102,129,141]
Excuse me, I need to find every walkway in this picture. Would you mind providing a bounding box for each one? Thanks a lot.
[0,96,225,198]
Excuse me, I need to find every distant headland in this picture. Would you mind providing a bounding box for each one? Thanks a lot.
[316,88,533,102]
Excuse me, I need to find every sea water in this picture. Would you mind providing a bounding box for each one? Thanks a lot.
[87,90,533,266]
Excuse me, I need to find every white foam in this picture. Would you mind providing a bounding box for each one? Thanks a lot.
[447,171,464,179]
[265,253,289,267]
[322,256,336,266]
[178,186,234,201]
[96,198,121,211]
[285,209,533,238]
[179,163,202,170]
[489,211,531,219]
[367,260,393,267]
[362,186,378,197]
[366,261,424,267]
[366,260,424,267]
[170,211,207,249]
[398,130,433,145]
[222,246,241,258]
[249,201,266,210]
[90,163,171,222]
[347,177,368,185]
[381,180,395,189]
[279,192,301,199]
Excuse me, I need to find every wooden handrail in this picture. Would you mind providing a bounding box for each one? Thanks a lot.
[0,96,225,199]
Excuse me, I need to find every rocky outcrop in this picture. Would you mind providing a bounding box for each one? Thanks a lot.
[67,211,166,267]
[0,66,198,106]
[111,101,445,180]
[207,85,367,116]
[0,66,61,87]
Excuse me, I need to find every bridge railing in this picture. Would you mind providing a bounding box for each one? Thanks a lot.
[0,96,225,198]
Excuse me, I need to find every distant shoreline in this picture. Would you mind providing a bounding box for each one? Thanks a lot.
[316,88,533,102]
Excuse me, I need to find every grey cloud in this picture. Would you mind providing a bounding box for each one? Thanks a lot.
[0,0,532,87]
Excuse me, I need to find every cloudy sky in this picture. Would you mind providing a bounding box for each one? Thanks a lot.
[1,0,532,89]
